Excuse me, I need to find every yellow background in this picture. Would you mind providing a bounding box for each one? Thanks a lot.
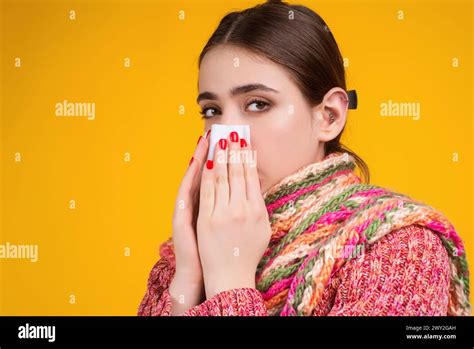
[0,0,472,315]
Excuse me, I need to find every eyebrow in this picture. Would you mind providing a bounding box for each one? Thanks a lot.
[196,83,279,103]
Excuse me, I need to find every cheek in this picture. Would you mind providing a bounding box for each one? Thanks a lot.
[250,114,317,184]
[251,125,302,172]
[262,114,311,155]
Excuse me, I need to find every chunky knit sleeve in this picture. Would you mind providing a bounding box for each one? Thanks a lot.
[181,288,267,316]
[138,243,268,316]
[138,256,267,316]
[327,225,451,316]
[137,257,174,316]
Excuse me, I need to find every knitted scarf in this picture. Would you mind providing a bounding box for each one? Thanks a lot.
[256,151,470,316]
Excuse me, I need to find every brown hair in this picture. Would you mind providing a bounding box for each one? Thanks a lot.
[198,0,370,183]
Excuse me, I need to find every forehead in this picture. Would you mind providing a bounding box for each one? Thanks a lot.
[198,45,293,95]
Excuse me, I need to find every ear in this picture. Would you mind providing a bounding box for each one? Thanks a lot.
[313,87,349,142]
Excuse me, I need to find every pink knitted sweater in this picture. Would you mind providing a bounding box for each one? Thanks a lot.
[138,224,451,316]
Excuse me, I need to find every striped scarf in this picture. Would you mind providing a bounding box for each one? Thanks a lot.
[257,151,470,316]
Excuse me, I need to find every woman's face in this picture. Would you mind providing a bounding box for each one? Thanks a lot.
[197,45,327,194]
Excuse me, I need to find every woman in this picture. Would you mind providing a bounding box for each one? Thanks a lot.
[138,0,470,316]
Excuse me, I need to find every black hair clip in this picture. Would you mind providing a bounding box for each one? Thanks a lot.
[347,90,357,109]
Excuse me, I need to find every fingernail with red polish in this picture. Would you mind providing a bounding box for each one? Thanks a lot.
[206,129,211,139]
[240,138,247,148]
[197,135,202,145]
[189,157,194,166]
[230,131,239,142]
[219,138,227,150]
[206,159,214,170]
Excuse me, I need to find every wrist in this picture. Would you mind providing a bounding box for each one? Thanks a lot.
[170,273,203,297]
[173,268,203,286]
[169,274,204,315]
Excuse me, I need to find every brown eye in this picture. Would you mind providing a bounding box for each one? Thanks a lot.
[246,99,271,112]
[200,107,221,119]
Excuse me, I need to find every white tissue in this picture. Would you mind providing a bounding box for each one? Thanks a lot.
[206,124,251,161]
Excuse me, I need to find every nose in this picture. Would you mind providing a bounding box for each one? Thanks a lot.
[214,102,247,125]
[215,112,249,126]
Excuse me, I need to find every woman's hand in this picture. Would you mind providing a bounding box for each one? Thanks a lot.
[197,131,272,299]
[169,131,210,315]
